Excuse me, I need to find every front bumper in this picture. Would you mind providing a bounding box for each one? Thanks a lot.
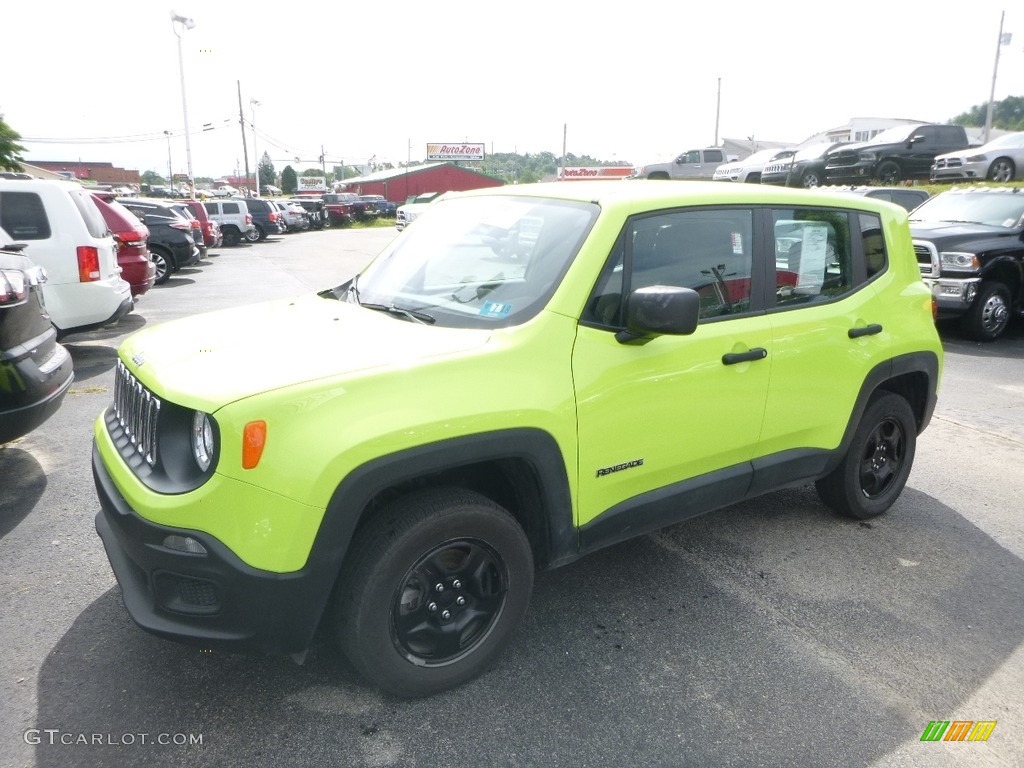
[924,276,983,318]
[92,443,328,654]
[825,162,875,184]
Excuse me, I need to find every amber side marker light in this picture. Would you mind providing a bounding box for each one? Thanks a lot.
[242,421,267,469]
[932,297,938,321]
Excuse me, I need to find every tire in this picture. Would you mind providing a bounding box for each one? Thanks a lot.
[745,172,761,184]
[647,172,670,180]
[815,392,917,519]
[221,227,240,247]
[961,281,1011,341]
[875,161,902,184]
[149,247,173,285]
[987,158,1015,182]
[335,487,534,698]
[800,170,820,188]
[244,226,262,243]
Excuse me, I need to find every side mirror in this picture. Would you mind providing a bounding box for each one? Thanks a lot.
[616,285,700,344]
[909,135,924,145]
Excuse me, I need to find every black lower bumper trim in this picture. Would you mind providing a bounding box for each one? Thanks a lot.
[92,443,330,654]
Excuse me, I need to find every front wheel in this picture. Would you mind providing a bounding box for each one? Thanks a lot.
[875,161,902,184]
[335,488,534,698]
[800,170,821,188]
[815,392,917,519]
[961,281,1011,341]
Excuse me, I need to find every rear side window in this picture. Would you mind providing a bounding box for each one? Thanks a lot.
[0,191,52,240]
[68,189,110,238]
[772,208,885,308]
[223,203,239,214]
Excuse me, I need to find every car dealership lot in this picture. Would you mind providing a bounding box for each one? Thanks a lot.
[1,228,1022,767]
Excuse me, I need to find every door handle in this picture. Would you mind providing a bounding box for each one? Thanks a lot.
[848,324,883,339]
[722,348,768,365]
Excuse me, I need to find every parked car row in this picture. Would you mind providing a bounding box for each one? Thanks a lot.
[634,130,1024,190]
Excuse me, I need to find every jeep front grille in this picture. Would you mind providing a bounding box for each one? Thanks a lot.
[112,360,161,466]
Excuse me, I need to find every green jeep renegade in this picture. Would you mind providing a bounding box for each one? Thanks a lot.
[92,181,942,697]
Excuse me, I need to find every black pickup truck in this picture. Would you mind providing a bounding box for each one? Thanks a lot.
[909,187,1024,341]
[825,124,970,185]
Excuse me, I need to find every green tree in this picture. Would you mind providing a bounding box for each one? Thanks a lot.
[0,115,26,172]
[301,168,324,177]
[281,165,298,194]
[141,169,167,186]
[258,152,276,188]
[951,95,1024,131]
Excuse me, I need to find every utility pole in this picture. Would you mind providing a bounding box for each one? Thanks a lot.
[714,77,721,146]
[984,10,1009,144]
[320,145,326,177]
[237,81,251,195]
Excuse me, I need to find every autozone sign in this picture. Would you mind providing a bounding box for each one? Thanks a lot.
[297,176,326,191]
[426,143,485,161]
[558,167,633,181]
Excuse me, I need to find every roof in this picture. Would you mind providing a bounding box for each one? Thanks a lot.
[342,162,502,184]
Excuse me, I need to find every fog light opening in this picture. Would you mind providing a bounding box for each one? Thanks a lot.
[162,535,208,555]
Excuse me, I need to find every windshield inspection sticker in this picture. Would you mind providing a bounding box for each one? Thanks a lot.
[480,302,512,318]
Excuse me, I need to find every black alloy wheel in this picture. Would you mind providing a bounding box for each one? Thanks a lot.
[335,487,533,698]
[816,392,917,519]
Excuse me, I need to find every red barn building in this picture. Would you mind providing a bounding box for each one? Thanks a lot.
[339,162,502,203]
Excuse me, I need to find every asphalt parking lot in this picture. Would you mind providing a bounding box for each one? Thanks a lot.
[1,227,1022,768]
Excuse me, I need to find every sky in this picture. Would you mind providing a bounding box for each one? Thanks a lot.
[3,1,1023,180]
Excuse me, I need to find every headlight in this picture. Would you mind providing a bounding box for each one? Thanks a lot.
[191,411,216,471]
[860,152,877,162]
[940,251,981,271]
[964,154,987,163]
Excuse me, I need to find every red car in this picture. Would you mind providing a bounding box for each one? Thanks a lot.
[90,195,156,298]
[183,200,223,249]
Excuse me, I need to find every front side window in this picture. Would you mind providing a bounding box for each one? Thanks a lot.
[0,192,51,240]
[341,195,598,329]
[584,208,755,327]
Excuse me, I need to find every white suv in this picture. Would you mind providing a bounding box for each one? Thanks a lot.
[0,179,132,335]
[202,200,256,246]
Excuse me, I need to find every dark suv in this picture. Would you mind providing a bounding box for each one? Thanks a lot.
[1,238,75,443]
[117,199,201,285]
[236,197,285,242]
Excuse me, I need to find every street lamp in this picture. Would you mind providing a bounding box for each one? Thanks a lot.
[250,98,261,197]
[170,10,195,199]
[163,130,173,190]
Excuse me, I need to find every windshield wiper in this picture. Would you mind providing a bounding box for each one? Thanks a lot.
[359,302,436,324]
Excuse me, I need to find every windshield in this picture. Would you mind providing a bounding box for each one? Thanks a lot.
[910,192,1024,228]
[335,195,598,329]
[864,125,917,145]
[980,132,1024,150]
[794,142,834,161]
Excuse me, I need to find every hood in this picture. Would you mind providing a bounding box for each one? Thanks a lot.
[120,292,491,411]
[908,221,1013,238]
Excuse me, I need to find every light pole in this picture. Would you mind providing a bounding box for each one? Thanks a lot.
[163,130,173,190]
[250,98,261,197]
[170,10,196,199]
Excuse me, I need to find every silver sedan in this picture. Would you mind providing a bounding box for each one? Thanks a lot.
[931,131,1024,182]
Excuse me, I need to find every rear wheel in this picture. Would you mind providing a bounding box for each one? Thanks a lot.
[221,227,240,246]
[335,487,533,698]
[987,158,1016,182]
[816,392,917,519]
[149,247,174,285]
[961,281,1011,341]
[876,161,902,184]
[244,226,262,243]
